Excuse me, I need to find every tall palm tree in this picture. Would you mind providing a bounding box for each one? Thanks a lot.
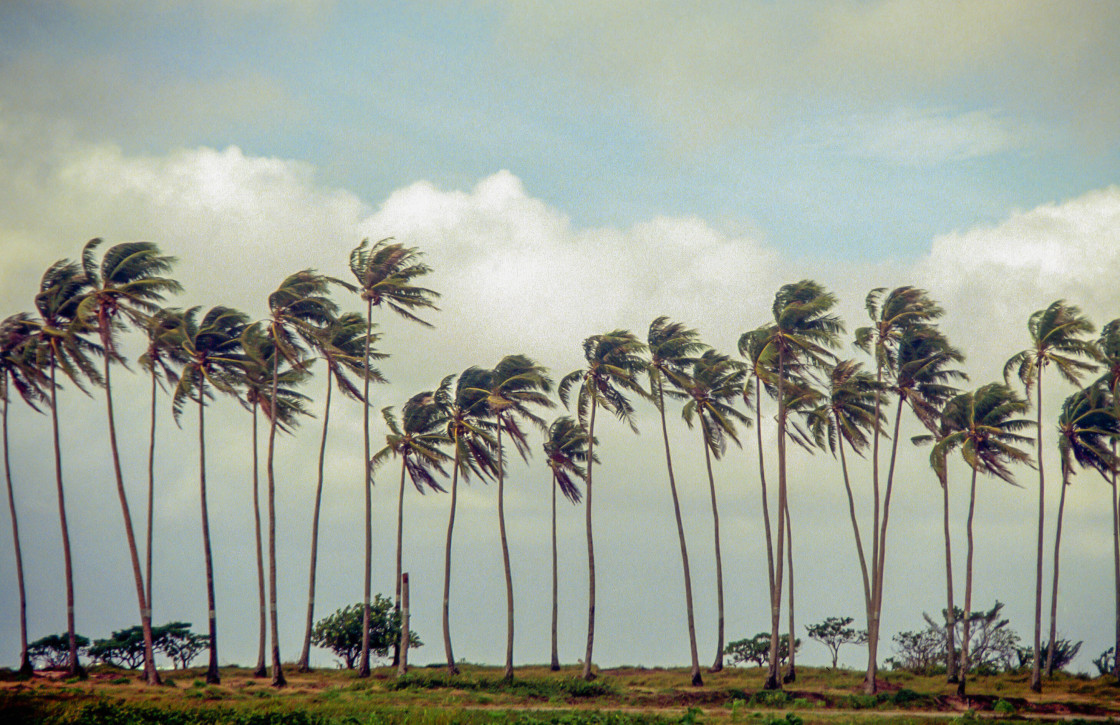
[559,330,648,681]
[756,281,842,690]
[471,354,554,681]
[33,258,100,679]
[1097,319,1120,684]
[78,238,180,686]
[371,393,451,671]
[645,316,707,686]
[348,237,438,677]
[542,416,591,671]
[173,306,249,685]
[933,383,1033,697]
[1045,384,1118,675]
[1004,300,1098,692]
[262,270,339,687]
[1,313,47,677]
[680,349,749,674]
[136,308,186,629]
[296,311,386,672]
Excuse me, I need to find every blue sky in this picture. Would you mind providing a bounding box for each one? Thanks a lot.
[1,1,1119,676]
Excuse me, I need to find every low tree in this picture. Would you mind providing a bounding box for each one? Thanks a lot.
[28,633,90,670]
[311,597,422,670]
[727,633,800,667]
[887,602,1025,675]
[155,622,208,669]
[1092,647,1115,676]
[89,627,148,669]
[806,616,867,669]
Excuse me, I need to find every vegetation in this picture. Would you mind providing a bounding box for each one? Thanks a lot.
[309,598,421,670]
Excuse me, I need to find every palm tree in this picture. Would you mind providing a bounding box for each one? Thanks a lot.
[1004,300,1098,692]
[78,238,180,685]
[348,237,438,677]
[680,349,749,674]
[471,354,554,681]
[542,416,591,671]
[296,311,386,672]
[559,330,648,681]
[262,270,339,687]
[756,281,842,690]
[173,306,250,685]
[1097,319,1120,684]
[32,258,100,679]
[1,313,47,676]
[645,316,706,686]
[371,393,451,672]
[136,308,186,630]
[1045,384,1119,675]
[933,383,1033,697]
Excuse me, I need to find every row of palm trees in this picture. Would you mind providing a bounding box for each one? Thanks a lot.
[2,239,1118,697]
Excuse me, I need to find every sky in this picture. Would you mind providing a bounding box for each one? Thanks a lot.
[0,0,1119,675]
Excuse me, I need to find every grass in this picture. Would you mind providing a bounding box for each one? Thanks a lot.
[1,664,1118,724]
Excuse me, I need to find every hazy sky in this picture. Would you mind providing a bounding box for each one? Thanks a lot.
[1,1,1119,673]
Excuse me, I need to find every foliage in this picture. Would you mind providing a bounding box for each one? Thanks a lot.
[726,633,800,667]
[89,627,148,669]
[27,633,90,669]
[886,602,1026,675]
[156,622,209,669]
[805,616,867,668]
[1018,638,1083,672]
[311,597,421,669]
[1092,647,1115,676]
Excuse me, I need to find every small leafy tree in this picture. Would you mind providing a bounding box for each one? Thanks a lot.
[28,633,90,670]
[312,596,422,669]
[727,633,800,667]
[887,602,1026,675]
[806,616,867,668]
[1093,647,1115,676]
[89,627,147,669]
[155,622,208,669]
[1018,638,1083,672]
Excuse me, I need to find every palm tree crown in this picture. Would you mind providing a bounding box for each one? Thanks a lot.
[349,238,440,325]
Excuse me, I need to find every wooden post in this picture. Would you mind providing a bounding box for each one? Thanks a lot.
[398,573,410,677]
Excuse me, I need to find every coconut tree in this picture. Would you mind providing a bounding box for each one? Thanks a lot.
[559,330,648,681]
[542,416,591,671]
[32,258,100,679]
[371,393,451,671]
[932,383,1033,697]
[1004,300,1098,692]
[1097,319,1120,684]
[1045,384,1119,675]
[680,348,749,674]
[645,316,707,685]
[1,313,47,676]
[172,305,250,684]
[296,311,386,672]
[348,237,439,677]
[78,238,180,685]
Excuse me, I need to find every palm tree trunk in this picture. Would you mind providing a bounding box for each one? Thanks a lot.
[756,377,777,625]
[1044,472,1070,677]
[582,396,598,682]
[266,361,285,687]
[442,428,462,676]
[145,370,156,627]
[656,377,701,686]
[837,434,872,614]
[865,365,884,694]
[251,404,267,677]
[198,389,220,685]
[957,467,978,697]
[359,299,373,678]
[397,572,410,677]
[940,468,958,683]
[783,501,796,683]
[700,422,725,674]
[103,357,161,685]
[2,377,32,676]
[1112,440,1119,685]
[498,426,515,681]
[49,356,84,679]
[1031,375,1045,693]
[298,373,333,672]
[551,472,560,672]
[392,457,407,668]
[765,348,787,691]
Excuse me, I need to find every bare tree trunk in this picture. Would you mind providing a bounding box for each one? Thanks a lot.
[266,361,285,687]
[49,358,84,679]
[940,467,958,683]
[442,427,462,675]
[1044,471,1070,677]
[700,422,725,674]
[765,349,787,691]
[957,467,978,697]
[550,472,561,671]
[251,404,267,677]
[359,298,374,678]
[397,572,409,677]
[103,357,161,685]
[198,391,220,685]
[392,458,406,667]
[582,397,598,681]
[783,501,796,683]
[2,376,32,677]
[498,426,516,681]
[298,374,333,672]
[145,371,156,628]
[657,377,702,685]
[1031,375,1045,693]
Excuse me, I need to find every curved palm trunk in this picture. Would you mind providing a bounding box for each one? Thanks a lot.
[251,404,267,677]
[197,389,220,685]
[2,378,32,676]
[442,428,462,675]
[837,435,872,615]
[298,373,333,671]
[765,350,787,691]
[103,358,161,685]
[48,357,84,679]
[497,426,516,681]
[582,397,599,682]
[756,377,777,621]
[656,377,702,685]
[1030,375,1045,693]
[145,371,156,625]
[940,469,958,683]
[783,502,796,683]
[392,456,407,668]
[865,366,884,694]
[700,422,725,674]
[359,299,374,678]
[550,472,561,671]
[1044,471,1071,677]
[957,467,978,697]
[266,363,285,687]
